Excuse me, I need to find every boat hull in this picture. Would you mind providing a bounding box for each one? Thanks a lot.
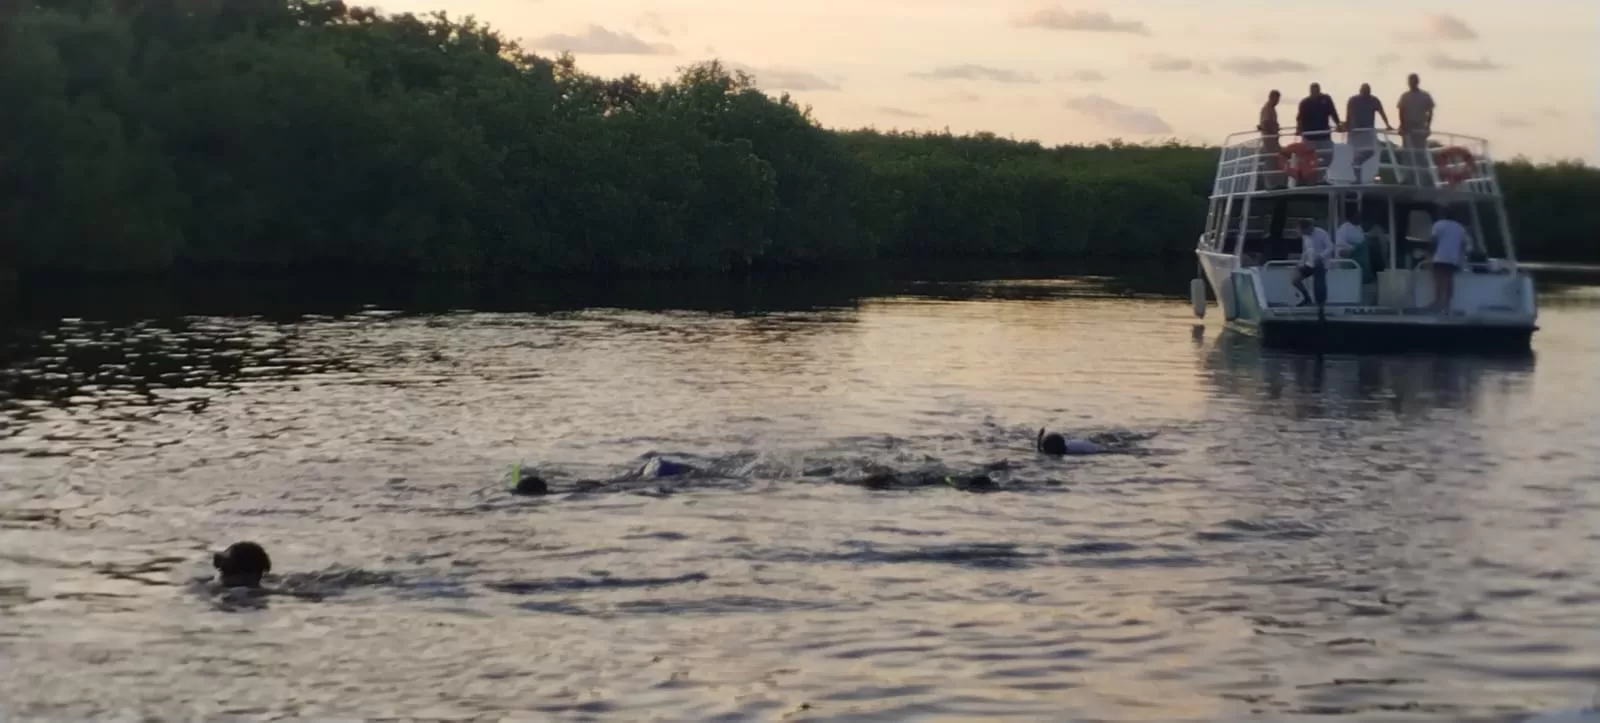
[1197,250,1537,354]
[1196,251,1240,320]
[1249,316,1536,354]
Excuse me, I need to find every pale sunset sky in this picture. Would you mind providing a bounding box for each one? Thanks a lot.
[370,0,1600,163]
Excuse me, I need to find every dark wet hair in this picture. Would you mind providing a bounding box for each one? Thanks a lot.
[511,469,549,496]
[1037,428,1068,456]
[213,541,271,588]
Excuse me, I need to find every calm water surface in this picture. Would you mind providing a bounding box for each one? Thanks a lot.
[2,270,1599,721]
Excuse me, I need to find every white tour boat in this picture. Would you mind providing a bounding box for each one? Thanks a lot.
[1191,126,1538,352]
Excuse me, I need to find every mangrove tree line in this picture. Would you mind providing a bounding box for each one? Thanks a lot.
[2,0,1595,275]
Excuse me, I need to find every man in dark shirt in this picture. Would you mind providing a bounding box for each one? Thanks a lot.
[1345,83,1392,182]
[1297,82,1341,184]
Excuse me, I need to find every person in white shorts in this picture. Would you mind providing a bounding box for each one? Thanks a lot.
[1398,74,1435,184]
[1429,209,1469,312]
[1345,83,1392,181]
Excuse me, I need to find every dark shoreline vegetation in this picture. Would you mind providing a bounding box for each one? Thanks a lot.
[0,258,1199,324]
[2,1,1597,279]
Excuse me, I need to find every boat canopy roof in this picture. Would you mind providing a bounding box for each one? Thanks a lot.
[1212,127,1503,203]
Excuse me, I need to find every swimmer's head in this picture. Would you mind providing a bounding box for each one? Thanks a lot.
[1037,428,1068,456]
[512,472,549,496]
[213,541,271,588]
[509,461,549,496]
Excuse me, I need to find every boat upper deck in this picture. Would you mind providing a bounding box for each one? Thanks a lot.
[1213,127,1502,202]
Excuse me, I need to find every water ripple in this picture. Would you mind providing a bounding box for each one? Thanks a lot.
[1,280,1598,720]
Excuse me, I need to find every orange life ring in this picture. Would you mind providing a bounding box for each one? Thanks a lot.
[1277,142,1318,183]
[1434,146,1476,187]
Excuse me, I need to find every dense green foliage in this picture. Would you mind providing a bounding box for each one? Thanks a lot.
[2,1,1595,276]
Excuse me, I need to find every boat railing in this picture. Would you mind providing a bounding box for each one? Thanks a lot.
[1213,127,1500,198]
[1259,258,1362,271]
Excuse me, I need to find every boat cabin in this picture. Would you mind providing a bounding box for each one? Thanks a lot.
[1196,127,1526,314]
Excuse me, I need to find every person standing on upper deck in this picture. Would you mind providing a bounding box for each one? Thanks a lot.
[1398,73,1436,183]
[1345,83,1392,182]
[1297,83,1341,184]
[1259,90,1283,189]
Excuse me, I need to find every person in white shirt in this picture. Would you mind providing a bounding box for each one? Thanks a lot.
[1335,218,1363,257]
[1336,215,1376,286]
[1291,218,1333,307]
[1429,209,1470,312]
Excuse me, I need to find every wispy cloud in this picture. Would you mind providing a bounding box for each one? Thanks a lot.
[1498,114,1532,129]
[932,91,983,104]
[727,63,842,91]
[1146,55,1208,74]
[1218,57,1314,76]
[530,25,675,55]
[1426,13,1479,40]
[1375,53,1402,70]
[634,12,676,38]
[1244,26,1274,42]
[1014,7,1149,35]
[1394,13,1479,42]
[911,64,1039,84]
[1055,69,1106,83]
[877,106,928,119]
[1064,94,1172,135]
[1429,53,1501,71]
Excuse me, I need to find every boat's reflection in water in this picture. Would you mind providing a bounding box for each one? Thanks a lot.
[1198,326,1536,421]
[1185,325,1600,722]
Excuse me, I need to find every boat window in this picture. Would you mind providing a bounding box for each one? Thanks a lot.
[1470,201,1510,260]
[1233,207,1273,260]
[1388,206,1432,268]
[1202,202,1222,249]
[1394,202,1502,265]
[1405,208,1434,242]
[1219,206,1240,255]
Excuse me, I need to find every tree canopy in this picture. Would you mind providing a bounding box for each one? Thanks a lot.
[1,0,1594,276]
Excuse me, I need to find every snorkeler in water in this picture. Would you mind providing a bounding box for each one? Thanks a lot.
[207,541,326,603]
[1036,428,1107,456]
[213,541,271,588]
[507,455,699,496]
